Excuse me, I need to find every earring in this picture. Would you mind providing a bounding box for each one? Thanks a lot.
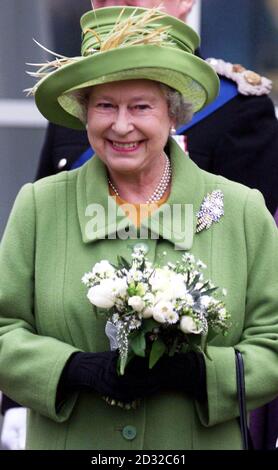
[170,126,176,135]
[85,123,88,130]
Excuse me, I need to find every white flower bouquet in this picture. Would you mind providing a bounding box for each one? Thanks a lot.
[82,247,231,375]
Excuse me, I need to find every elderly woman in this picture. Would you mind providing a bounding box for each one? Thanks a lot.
[0,7,277,450]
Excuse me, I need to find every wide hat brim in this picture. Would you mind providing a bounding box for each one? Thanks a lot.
[34,8,220,130]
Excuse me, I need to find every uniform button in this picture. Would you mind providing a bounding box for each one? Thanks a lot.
[232,63,246,73]
[133,243,149,254]
[244,71,262,86]
[57,158,67,169]
[122,425,137,441]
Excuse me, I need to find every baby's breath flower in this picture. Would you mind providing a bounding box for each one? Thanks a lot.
[182,253,195,264]
[197,260,207,269]
[81,272,93,286]
[91,260,115,278]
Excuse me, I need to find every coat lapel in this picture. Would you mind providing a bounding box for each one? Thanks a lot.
[76,156,131,243]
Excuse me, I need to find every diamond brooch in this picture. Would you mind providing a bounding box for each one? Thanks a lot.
[196,190,224,233]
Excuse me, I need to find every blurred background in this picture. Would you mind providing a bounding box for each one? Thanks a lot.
[0,0,278,237]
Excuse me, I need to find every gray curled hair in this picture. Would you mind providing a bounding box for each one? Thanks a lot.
[158,83,193,129]
[67,83,193,129]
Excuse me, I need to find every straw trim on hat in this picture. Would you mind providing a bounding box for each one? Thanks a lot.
[27,7,219,130]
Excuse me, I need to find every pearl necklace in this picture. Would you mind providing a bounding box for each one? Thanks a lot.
[108,153,171,204]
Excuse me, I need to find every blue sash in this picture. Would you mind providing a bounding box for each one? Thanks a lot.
[70,77,238,170]
[71,146,95,170]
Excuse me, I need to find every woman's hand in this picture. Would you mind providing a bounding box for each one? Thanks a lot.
[59,351,161,403]
[159,352,207,402]
[58,350,207,405]
[117,351,207,402]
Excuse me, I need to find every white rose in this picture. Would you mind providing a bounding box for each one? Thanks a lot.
[143,292,155,305]
[154,290,173,302]
[153,300,175,324]
[149,268,171,292]
[87,279,116,308]
[128,296,145,312]
[180,315,203,334]
[113,277,128,297]
[171,273,187,299]
[142,306,154,319]
[150,270,187,301]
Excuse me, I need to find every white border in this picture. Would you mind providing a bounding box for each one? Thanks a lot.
[187,0,202,34]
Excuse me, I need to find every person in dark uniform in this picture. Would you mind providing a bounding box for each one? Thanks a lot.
[1,0,278,450]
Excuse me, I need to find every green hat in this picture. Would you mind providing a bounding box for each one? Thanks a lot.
[29,7,219,130]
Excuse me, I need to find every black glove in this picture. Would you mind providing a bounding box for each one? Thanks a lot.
[160,351,207,402]
[57,350,206,407]
[120,351,207,402]
[58,351,162,404]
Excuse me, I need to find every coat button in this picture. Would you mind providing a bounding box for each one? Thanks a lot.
[122,425,137,441]
[133,243,149,254]
[57,158,67,169]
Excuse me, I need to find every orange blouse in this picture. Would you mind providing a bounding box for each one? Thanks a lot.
[109,187,170,227]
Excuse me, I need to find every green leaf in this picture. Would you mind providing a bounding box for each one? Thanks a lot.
[119,355,128,375]
[204,343,212,360]
[116,255,131,270]
[202,287,218,296]
[180,343,190,354]
[206,328,218,343]
[168,336,179,356]
[142,318,157,333]
[188,273,201,288]
[185,333,201,349]
[201,334,213,360]
[130,331,146,357]
[200,334,207,352]
[149,339,166,369]
[118,351,135,375]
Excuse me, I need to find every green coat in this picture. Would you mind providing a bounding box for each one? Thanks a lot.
[0,139,277,450]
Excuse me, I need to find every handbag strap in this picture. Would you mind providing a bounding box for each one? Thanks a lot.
[235,349,249,450]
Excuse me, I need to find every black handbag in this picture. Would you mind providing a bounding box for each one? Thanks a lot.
[235,349,253,450]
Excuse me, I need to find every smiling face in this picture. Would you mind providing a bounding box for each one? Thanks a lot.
[91,1,194,21]
[86,79,174,177]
